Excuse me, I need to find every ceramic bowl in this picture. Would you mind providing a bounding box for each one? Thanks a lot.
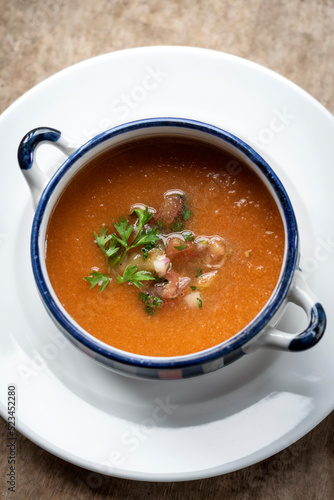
[18,118,326,379]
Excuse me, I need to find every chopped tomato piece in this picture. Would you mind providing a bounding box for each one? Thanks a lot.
[156,193,183,225]
[165,237,194,260]
[162,269,191,299]
[207,237,227,268]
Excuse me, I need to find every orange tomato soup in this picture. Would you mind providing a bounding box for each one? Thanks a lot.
[45,137,285,356]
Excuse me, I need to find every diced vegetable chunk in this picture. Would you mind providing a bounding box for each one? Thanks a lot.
[162,269,191,299]
[184,291,202,309]
[155,191,183,225]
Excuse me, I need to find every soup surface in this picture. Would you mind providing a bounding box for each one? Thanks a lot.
[45,137,285,357]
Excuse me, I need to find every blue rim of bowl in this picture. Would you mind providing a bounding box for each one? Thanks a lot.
[31,118,299,369]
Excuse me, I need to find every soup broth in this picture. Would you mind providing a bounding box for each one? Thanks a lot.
[45,137,285,357]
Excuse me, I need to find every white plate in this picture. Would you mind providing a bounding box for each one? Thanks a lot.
[0,46,334,481]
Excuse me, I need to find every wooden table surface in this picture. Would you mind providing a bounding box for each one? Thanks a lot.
[1,1,334,498]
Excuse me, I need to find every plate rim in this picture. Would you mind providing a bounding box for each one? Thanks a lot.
[1,45,333,482]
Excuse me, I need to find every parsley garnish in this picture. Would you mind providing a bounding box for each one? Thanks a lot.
[195,269,203,277]
[113,206,159,264]
[174,243,187,251]
[84,271,110,292]
[139,291,163,315]
[144,305,156,316]
[139,292,162,307]
[182,208,192,221]
[182,231,194,242]
[94,227,120,259]
[85,206,160,291]
[171,221,184,231]
[197,298,203,309]
[139,292,149,303]
[117,265,155,288]
[142,239,157,260]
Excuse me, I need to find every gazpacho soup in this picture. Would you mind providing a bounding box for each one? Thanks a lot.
[45,136,285,357]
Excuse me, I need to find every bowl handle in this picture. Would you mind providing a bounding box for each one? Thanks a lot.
[244,269,326,353]
[17,127,77,209]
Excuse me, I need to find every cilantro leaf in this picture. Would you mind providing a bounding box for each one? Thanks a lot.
[197,298,203,309]
[84,271,110,292]
[117,265,155,288]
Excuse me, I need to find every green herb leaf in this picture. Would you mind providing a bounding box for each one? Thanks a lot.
[131,206,153,232]
[182,208,192,221]
[105,239,120,258]
[139,291,149,303]
[195,269,203,277]
[95,227,111,251]
[144,305,156,316]
[87,207,161,292]
[117,265,155,288]
[140,292,162,316]
[139,292,163,307]
[174,244,187,251]
[95,227,120,259]
[171,221,184,232]
[84,271,110,292]
[197,298,203,309]
[109,253,122,267]
[114,209,159,263]
[142,239,157,260]
[190,285,197,291]
[132,227,159,248]
[182,231,194,242]
[114,218,133,247]
[151,296,163,307]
